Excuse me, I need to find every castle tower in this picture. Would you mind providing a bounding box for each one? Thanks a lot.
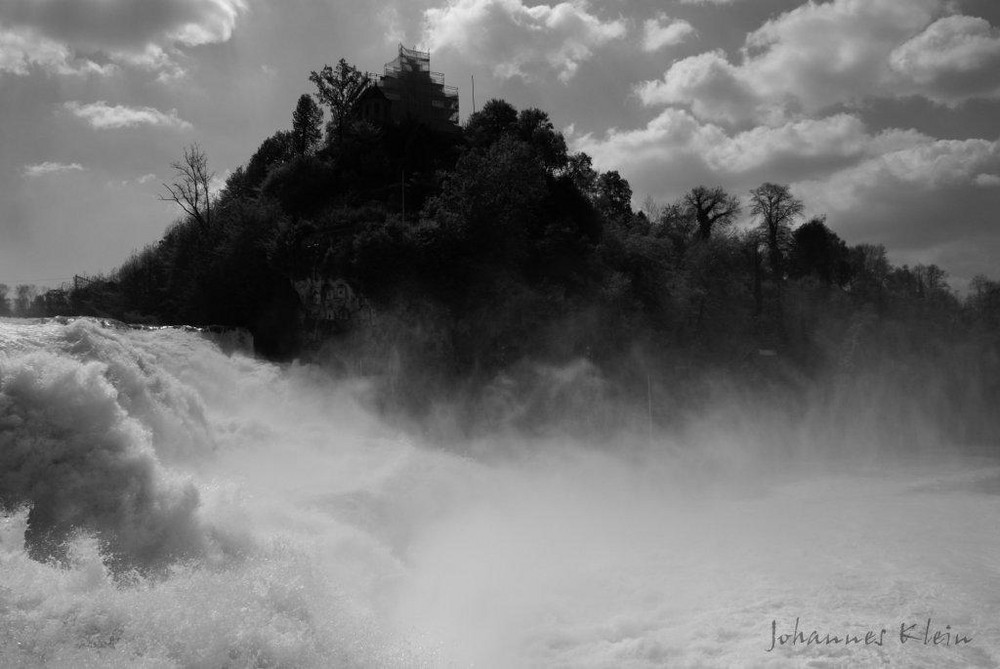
[356,45,460,132]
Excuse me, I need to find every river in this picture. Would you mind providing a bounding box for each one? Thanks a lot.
[1,317,997,667]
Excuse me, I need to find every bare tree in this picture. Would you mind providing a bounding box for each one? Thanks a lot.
[160,144,214,227]
[682,185,741,240]
[749,182,803,279]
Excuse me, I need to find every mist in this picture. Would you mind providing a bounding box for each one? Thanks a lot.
[1,316,999,667]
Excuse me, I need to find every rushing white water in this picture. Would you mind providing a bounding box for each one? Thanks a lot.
[1,317,999,667]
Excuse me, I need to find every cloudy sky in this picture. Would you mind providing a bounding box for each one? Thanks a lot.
[1,0,998,290]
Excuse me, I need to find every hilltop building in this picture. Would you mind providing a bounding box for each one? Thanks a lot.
[356,45,460,132]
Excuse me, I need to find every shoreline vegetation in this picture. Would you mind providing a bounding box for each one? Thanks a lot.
[3,57,998,443]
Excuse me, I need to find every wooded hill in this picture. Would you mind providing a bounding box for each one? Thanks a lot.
[37,59,1000,443]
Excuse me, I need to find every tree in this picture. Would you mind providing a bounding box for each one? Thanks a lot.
[654,202,697,256]
[749,182,803,279]
[968,275,1000,329]
[563,151,598,197]
[0,284,9,316]
[682,185,740,240]
[595,170,633,221]
[848,243,890,300]
[309,59,371,145]
[160,144,214,228]
[41,288,70,316]
[789,216,850,285]
[244,131,294,191]
[291,94,323,156]
[424,134,547,267]
[912,264,948,298]
[464,99,518,150]
[890,263,949,300]
[14,284,36,316]
[515,108,568,171]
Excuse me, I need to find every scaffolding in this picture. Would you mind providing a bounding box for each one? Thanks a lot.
[374,45,459,130]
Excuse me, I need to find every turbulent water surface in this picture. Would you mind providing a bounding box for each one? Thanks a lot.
[1,317,998,667]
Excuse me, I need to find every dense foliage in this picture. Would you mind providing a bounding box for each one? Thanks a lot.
[17,58,999,443]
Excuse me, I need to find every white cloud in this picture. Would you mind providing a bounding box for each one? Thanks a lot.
[794,137,1000,214]
[64,101,192,130]
[642,14,695,53]
[0,0,246,79]
[791,137,1000,265]
[576,0,1000,284]
[114,43,188,81]
[422,0,626,82]
[136,173,157,185]
[0,26,115,76]
[23,161,84,178]
[892,15,1000,80]
[740,0,938,107]
[0,0,246,50]
[890,15,1000,103]
[209,170,230,198]
[578,104,999,197]
[634,0,1000,125]
[635,50,766,126]
[874,138,1000,188]
[575,110,914,187]
[575,107,1000,267]
[705,115,884,173]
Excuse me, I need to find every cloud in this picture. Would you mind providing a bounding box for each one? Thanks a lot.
[575,0,1000,284]
[702,115,924,175]
[0,0,247,78]
[642,14,695,52]
[421,0,626,82]
[113,43,188,81]
[23,162,84,178]
[635,0,1000,125]
[890,15,1000,104]
[792,137,1000,272]
[0,0,246,50]
[64,101,192,130]
[574,108,1000,278]
[737,0,939,109]
[0,26,116,76]
[106,173,163,190]
[575,110,908,188]
[577,105,999,199]
[635,50,767,126]
[209,170,231,198]
[378,5,408,46]
[795,137,1000,213]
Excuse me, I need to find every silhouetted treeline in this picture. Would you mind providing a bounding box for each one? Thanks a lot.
[50,58,1000,444]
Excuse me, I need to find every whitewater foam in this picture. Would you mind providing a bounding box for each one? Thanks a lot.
[1,317,999,667]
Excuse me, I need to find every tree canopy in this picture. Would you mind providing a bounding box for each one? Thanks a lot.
[291,94,323,156]
[52,56,1000,442]
[309,58,371,144]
